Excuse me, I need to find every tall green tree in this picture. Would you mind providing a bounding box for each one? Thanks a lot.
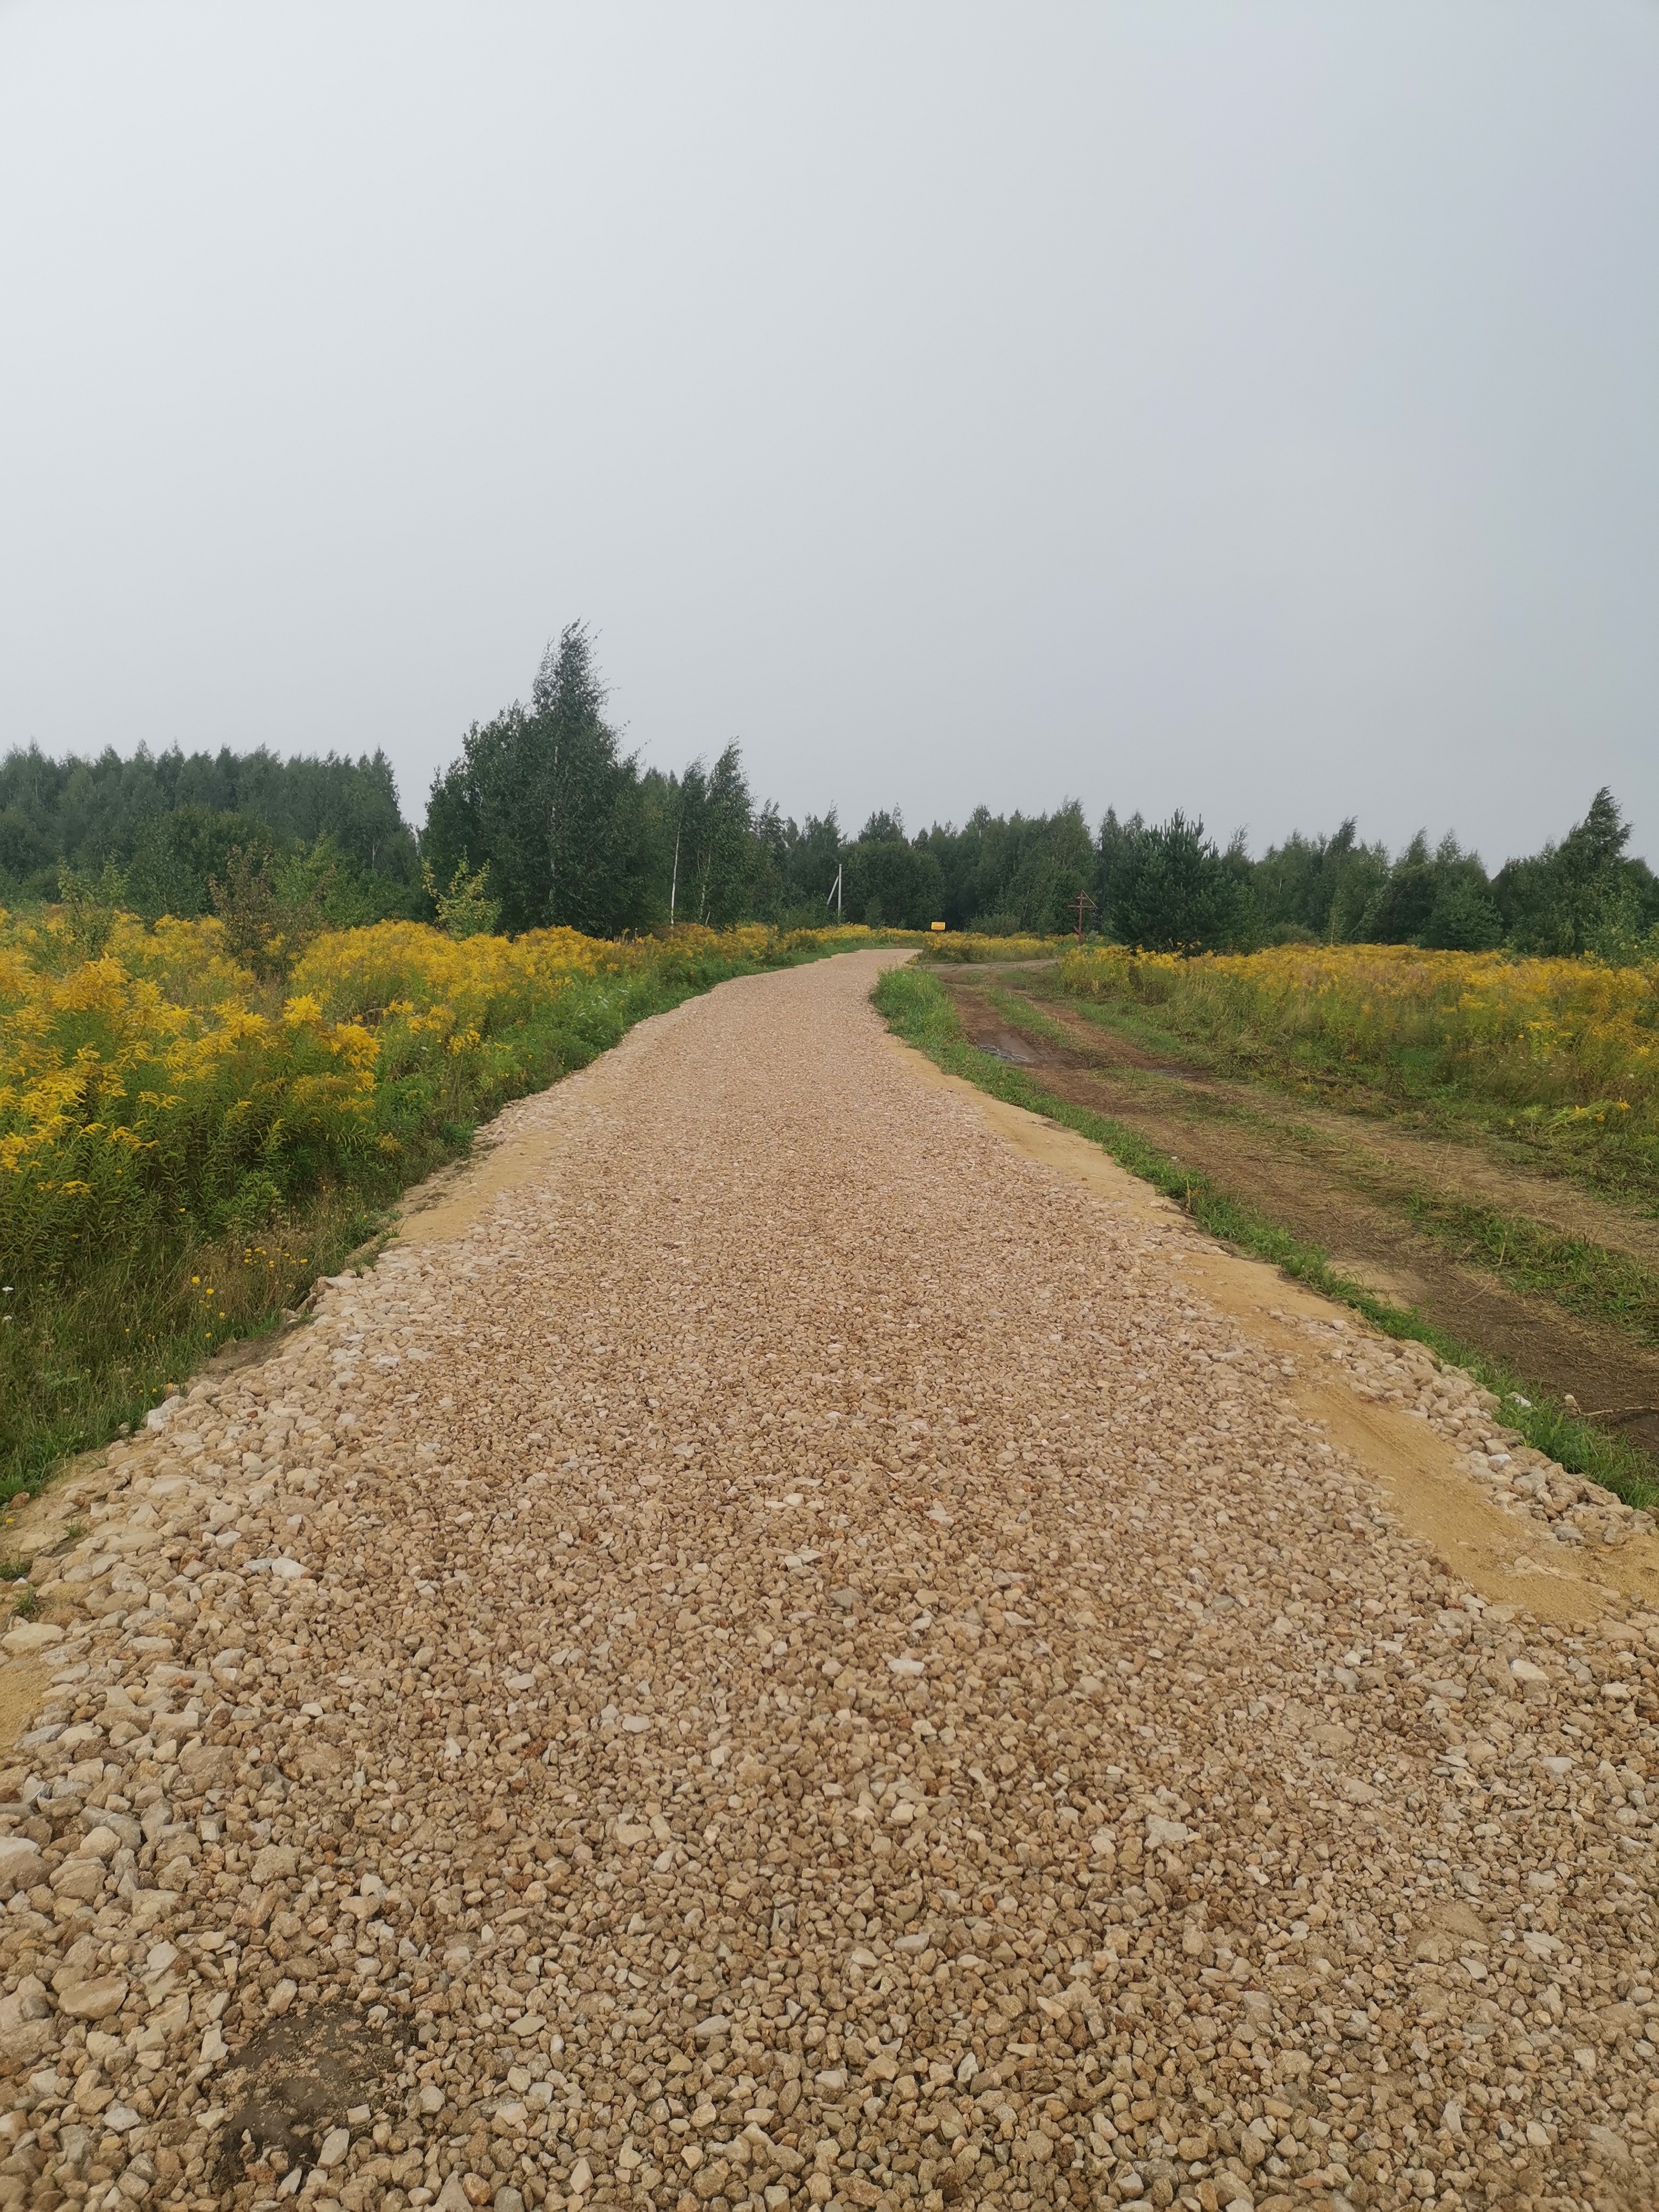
[424,625,653,935]
[1098,809,1253,953]
[1493,788,1658,956]
[967,802,1094,932]
[0,740,419,915]
[661,745,760,926]
[1359,832,1501,949]
[530,623,650,931]
[842,823,946,928]
[1253,818,1391,942]
[758,808,842,922]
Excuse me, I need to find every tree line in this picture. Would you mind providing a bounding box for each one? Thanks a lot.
[0,738,420,926]
[4,623,1655,959]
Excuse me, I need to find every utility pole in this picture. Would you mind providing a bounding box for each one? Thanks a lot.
[1073,888,1097,943]
[827,863,842,923]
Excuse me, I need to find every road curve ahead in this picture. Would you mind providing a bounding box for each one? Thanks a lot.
[2,950,1655,2212]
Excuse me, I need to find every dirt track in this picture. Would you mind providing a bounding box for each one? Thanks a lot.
[937,971,1659,1472]
[2,950,1658,2212]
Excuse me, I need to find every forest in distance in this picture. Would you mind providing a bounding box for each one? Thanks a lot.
[3,624,1656,962]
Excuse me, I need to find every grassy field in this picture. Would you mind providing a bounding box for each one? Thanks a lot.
[875,960,1658,1511]
[920,930,1071,962]
[0,910,929,1500]
[974,973,1659,1359]
[1055,941,1659,1209]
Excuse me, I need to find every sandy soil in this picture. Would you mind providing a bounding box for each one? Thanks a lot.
[0,950,1656,2212]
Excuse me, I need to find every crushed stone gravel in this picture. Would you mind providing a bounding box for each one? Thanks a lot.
[1270,1321,1655,1554]
[1,948,1657,2212]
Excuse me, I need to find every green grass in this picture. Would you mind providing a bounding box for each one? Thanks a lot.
[1,1182,396,1510]
[875,963,1658,1512]
[978,983,1078,1054]
[1399,1192,1659,1349]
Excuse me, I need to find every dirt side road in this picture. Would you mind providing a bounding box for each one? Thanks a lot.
[1,951,1656,2212]
[938,969,1659,1472]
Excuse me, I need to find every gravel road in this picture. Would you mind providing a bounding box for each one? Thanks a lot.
[2,950,1657,2212]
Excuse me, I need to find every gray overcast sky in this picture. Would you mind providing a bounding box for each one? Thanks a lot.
[2,3,1656,866]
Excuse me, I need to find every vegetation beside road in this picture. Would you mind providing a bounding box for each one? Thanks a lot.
[0,910,917,1502]
[981,972,1659,1361]
[874,961,1658,1512]
[1054,940,1659,1211]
